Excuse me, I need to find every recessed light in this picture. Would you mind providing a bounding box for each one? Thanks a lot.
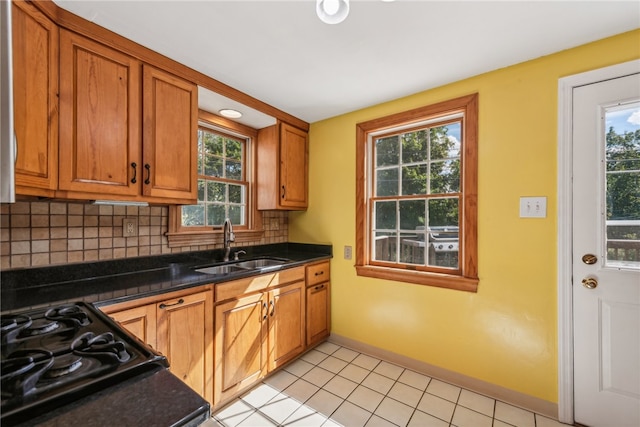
[219,109,243,119]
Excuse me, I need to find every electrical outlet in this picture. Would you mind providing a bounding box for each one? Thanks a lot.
[344,245,352,260]
[519,197,547,218]
[123,218,137,237]
[270,219,280,231]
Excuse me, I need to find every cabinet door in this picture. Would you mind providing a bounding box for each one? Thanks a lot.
[214,293,267,406]
[142,65,197,202]
[107,303,157,349]
[279,123,308,209]
[268,281,306,371]
[307,282,331,346]
[59,29,141,196]
[156,290,213,404]
[12,0,58,196]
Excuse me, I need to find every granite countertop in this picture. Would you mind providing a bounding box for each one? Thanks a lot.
[1,243,332,312]
[14,368,210,427]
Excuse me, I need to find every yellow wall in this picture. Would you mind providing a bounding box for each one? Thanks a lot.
[290,29,640,404]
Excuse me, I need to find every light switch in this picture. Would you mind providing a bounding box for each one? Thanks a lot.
[519,197,547,218]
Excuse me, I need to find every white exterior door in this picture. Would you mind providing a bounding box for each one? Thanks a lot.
[572,73,640,427]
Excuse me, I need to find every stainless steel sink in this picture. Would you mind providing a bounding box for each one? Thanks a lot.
[195,265,248,275]
[234,258,287,269]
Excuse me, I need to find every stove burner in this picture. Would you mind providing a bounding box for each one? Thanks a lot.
[19,319,60,337]
[72,332,131,364]
[45,305,90,327]
[43,354,83,379]
[0,315,32,344]
[0,350,54,398]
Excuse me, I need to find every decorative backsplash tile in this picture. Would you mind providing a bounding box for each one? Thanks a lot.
[0,201,288,270]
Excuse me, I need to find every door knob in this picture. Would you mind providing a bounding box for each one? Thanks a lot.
[581,277,598,289]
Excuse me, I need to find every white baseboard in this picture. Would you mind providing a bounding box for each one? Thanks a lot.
[328,333,558,420]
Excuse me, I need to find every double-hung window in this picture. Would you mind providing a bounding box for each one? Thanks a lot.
[168,111,262,246]
[356,94,479,291]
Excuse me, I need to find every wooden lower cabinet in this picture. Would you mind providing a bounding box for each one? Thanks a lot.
[213,274,306,406]
[156,291,213,404]
[102,287,213,405]
[107,303,157,349]
[306,261,331,346]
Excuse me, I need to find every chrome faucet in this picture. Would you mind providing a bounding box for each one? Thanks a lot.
[222,218,235,262]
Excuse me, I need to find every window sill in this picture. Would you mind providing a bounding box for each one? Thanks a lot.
[166,229,264,248]
[355,265,478,292]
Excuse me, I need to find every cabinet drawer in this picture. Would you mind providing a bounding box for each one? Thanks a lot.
[215,266,305,301]
[306,261,330,287]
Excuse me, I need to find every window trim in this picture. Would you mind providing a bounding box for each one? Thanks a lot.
[167,109,263,247]
[355,94,479,292]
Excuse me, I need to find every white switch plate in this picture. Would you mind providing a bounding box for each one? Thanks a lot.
[519,197,547,218]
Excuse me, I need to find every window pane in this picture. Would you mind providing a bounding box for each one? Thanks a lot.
[400,232,425,265]
[428,198,459,227]
[229,184,244,204]
[229,205,243,225]
[399,199,425,230]
[376,136,399,167]
[207,204,225,226]
[402,164,427,195]
[197,179,205,200]
[431,123,461,160]
[401,130,427,163]
[605,104,640,269]
[373,231,397,262]
[207,181,225,202]
[226,139,242,160]
[204,155,223,177]
[376,168,398,196]
[226,160,242,180]
[430,159,460,194]
[374,200,396,230]
[182,204,205,226]
[204,133,223,157]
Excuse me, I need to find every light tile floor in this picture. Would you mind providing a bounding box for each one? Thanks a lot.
[210,341,569,427]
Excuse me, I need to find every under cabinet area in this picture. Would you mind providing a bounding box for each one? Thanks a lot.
[214,267,306,406]
[306,261,331,346]
[102,287,213,404]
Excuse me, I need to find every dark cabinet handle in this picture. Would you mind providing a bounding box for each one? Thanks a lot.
[314,284,325,291]
[281,185,285,199]
[315,271,324,276]
[262,302,267,320]
[269,300,275,317]
[131,162,137,184]
[159,298,184,309]
[144,164,151,185]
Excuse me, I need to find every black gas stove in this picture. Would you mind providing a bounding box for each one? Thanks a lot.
[1,302,169,426]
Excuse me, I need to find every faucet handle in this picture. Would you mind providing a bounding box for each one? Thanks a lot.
[233,250,246,261]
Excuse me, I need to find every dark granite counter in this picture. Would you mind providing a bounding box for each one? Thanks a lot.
[14,368,210,427]
[1,243,332,312]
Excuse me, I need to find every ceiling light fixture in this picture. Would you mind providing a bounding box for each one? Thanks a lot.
[219,109,243,119]
[316,0,349,25]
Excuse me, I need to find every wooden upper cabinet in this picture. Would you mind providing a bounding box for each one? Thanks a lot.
[58,29,141,196]
[12,0,59,196]
[257,122,308,210]
[142,65,198,201]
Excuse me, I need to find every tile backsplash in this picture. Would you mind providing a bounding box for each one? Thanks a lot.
[0,201,288,270]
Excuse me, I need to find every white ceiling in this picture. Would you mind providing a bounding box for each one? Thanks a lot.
[54,0,639,127]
